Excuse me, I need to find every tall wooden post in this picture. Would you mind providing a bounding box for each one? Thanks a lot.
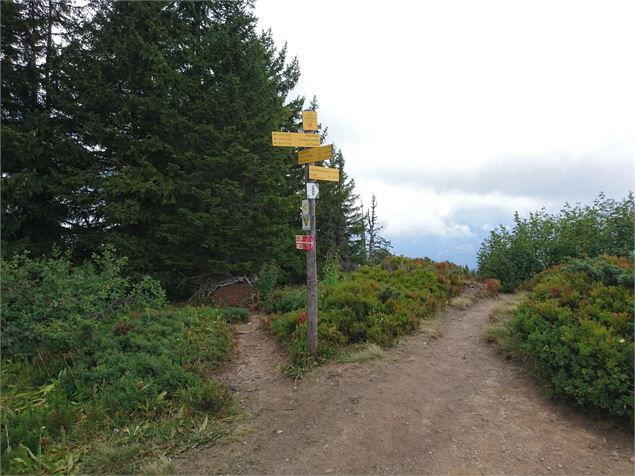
[305,167,318,354]
[272,112,328,357]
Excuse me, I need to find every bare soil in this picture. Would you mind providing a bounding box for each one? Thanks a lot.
[212,283,257,308]
[177,294,634,475]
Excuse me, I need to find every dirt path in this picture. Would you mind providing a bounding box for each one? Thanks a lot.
[179,296,634,475]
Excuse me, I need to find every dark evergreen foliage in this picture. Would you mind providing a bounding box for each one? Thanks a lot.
[66,1,303,294]
[315,145,366,271]
[1,0,84,257]
[1,0,366,295]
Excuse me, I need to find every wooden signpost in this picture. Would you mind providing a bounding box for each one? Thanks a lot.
[272,110,340,355]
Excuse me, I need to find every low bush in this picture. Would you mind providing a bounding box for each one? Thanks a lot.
[178,380,233,414]
[1,249,166,370]
[0,252,235,474]
[256,262,280,301]
[320,255,341,287]
[265,256,467,373]
[496,255,633,424]
[262,286,306,314]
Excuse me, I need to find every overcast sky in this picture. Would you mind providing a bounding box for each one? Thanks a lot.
[255,0,635,267]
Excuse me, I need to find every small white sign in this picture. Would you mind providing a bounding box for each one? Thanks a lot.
[301,199,309,215]
[306,182,319,199]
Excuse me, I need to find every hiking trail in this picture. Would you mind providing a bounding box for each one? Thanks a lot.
[178,295,634,475]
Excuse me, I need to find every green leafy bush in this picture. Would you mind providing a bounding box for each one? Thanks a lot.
[257,262,280,301]
[504,255,633,423]
[1,249,166,369]
[265,256,467,372]
[477,192,634,291]
[72,306,233,419]
[0,252,235,474]
[321,255,341,287]
[178,380,233,414]
[262,286,306,314]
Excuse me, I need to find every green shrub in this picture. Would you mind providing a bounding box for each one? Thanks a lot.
[257,262,280,301]
[321,255,341,287]
[0,253,235,474]
[267,310,302,342]
[504,255,633,423]
[178,380,233,414]
[262,286,306,314]
[478,192,634,291]
[1,249,166,370]
[75,306,234,419]
[265,256,467,371]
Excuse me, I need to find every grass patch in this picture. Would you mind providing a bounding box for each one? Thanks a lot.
[138,457,175,475]
[485,299,524,359]
[450,296,472,309]
[226,422,256,442]
[337,343,384,364]
[485,323,523,360]
[84,441,141,475]
[488,299,521,323]
[419,318,445,339]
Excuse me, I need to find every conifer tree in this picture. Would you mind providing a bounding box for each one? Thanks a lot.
[366,194,392,263]
[316,146,366,270]
[1,0,372,294]
[73,1,301,294]
[1,0,83,257]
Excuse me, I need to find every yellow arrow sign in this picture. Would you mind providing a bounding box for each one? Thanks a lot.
[309,165,340,182]
[302,110,318,131]
[272,131,320,148]
[298,144,332,165]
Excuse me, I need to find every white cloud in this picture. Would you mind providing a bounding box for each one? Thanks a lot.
[256,0,635,259]
[353,179,541,238]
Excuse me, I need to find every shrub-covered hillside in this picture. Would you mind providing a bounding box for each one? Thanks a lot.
[264,256,467,373]
[0,252,238,474]
[490,255,633,424]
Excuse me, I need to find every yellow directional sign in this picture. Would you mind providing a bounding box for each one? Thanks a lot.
[298,144,332,165]
[302,110,318,131]
[272,131,320,148]
[309,165,340,182]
